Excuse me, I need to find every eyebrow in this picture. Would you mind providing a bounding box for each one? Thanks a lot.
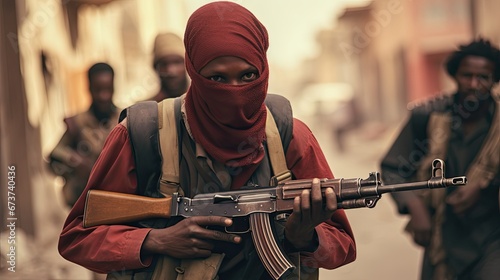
[202,66,259,76]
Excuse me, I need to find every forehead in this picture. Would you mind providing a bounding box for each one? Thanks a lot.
[156,54,184,64]
[90,72,113,83]
[457,55,495,72]
[200,56,256,72]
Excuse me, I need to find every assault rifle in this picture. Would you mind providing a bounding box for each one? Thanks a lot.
[83,159,466,279]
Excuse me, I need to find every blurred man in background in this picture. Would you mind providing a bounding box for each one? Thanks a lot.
[380,38,500,279]
[49,62,119,208]
[149,32,189,102]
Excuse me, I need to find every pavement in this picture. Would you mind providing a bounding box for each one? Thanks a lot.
[0,117,423,280]
[0,169,98,279]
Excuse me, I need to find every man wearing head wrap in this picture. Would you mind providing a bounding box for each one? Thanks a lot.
[149,32,189,101]
[58,2,356,279]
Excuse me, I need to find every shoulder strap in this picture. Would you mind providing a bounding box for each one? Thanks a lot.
[264,94,293,153]
[157,97,185,196]
[158,98,179,184]
[265,107,292,185]
[264,94,294,185]
[119,101,162,197]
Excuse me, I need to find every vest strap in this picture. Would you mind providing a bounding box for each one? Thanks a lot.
[266,107,292,186]
[158,98,180,185]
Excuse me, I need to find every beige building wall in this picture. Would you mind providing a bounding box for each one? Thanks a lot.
[16,0,188,156]
[473,0,500,45]
[309,0,473,124]
[472,0,500,95]
[367,0,413,122]
[2,1,188,277]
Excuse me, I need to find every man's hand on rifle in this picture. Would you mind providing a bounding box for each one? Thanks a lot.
[284,178,338,251]
[140,216,241,260]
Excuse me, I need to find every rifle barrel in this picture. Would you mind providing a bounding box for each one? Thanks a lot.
[378,176,467,194]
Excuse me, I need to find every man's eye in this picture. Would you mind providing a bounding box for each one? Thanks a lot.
[242,72,258,81]
[459,73,473,78]
[479,74,492,81]
[210,76,224,82]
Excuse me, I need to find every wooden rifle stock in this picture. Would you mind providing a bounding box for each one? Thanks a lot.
[83,191,173,227]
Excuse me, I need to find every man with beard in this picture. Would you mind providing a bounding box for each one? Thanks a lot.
[149,32,189,102]
[381,38,500,279]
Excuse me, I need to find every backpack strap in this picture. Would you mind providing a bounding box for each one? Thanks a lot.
[265,107,292,185]
[119,101,162,197]
[158,99,179,180]
[157,97,185,196]
[265,94,293,154]
[264,94,293,185]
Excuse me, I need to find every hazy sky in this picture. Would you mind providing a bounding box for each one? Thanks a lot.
[185,0,370,68]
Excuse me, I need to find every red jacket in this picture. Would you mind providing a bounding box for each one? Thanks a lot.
[58,119,356,273]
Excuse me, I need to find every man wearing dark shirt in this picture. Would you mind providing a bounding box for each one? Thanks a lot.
[380,38,500,279]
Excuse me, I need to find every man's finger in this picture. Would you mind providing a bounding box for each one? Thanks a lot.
[310,178,323,218]
[292,196,301,217]
[301,189,311,219]
[324,188,337,213]
[192,216,233,227]
[209,229,241,243]
[189,216,241,243]
[192,247,213,258]
[191,239,216,251]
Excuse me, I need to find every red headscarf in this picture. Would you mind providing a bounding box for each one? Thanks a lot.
[184,1,270,189]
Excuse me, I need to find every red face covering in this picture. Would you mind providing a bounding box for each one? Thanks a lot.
[184,1,270,189]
